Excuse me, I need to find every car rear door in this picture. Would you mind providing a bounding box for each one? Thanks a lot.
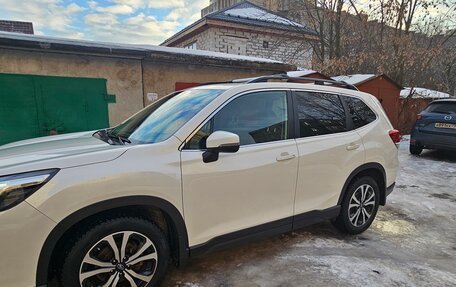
[292,90,366,226]
[180,90,299,247]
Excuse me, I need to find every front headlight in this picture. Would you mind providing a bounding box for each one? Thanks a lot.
[0,169,59,212]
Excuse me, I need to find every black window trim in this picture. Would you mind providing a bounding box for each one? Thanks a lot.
[181,89,294,151]
[291,90,351,139]
[290,90,380,139]
[340,94,379,130]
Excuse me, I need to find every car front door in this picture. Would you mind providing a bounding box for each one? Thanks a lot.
[292,91,365,226]
[180,90,299,246]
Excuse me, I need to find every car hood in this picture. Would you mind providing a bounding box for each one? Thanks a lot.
[0,131,128,173]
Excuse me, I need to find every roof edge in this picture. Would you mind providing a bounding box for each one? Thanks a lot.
[160,18,207,46]
[0,32,295,70]
[207,0,316,34]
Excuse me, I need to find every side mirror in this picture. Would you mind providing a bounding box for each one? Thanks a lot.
[203,131,240,163]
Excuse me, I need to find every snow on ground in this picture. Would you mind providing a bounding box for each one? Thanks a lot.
[163,140,456,287]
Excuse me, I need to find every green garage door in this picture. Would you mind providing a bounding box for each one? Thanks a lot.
[0,73,113,145]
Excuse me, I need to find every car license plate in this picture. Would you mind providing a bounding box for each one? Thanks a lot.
[435,123,456,129]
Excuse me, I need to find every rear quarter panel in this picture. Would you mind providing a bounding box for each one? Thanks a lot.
[356,96,399,187]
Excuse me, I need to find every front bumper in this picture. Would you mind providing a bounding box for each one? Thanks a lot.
[0,201,56,287]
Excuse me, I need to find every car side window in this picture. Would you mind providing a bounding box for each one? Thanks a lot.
[294,91,347,138]
[185,91,289,149]
[344,96,377,129]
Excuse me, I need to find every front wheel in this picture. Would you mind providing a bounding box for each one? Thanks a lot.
[333,177,380,234]
[61,217,170,287]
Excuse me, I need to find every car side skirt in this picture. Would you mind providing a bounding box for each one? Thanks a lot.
[189,206,340,257]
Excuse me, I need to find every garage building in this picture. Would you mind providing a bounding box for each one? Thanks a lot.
[0,32,293,145]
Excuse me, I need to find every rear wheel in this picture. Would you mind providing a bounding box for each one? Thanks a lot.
[61,217,169,287]
[333,177,380,234]
[409,144,423,155]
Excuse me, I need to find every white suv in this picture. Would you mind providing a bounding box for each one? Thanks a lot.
[0,76,399,287]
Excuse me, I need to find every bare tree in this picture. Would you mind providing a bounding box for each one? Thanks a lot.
[285,0,356,64]
[277,0,455,96]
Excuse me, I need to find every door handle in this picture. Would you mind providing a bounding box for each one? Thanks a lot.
[346,143,361,151]
[276,152,296,162]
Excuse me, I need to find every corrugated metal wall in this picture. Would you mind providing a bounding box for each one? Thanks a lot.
[0,73,111,145]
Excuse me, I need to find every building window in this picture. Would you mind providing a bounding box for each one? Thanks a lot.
[184,41,197,50]
[263,41,269,48]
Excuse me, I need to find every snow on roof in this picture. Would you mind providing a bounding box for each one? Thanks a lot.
[224,6,304,28]
[162,1,316,47]
[287,69,317,77]
[400,87,450,99]
[137,43,281,63]
[0,31,281,64]
[332,74,377,85]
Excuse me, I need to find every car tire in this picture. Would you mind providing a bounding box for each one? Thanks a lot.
[61,217,170,287]
[409,144,423,155]
[333,177,380,234]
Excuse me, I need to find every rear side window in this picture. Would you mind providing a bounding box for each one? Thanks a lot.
[294,91,347,138]
[425,102,456,114]
[344,96,377,129]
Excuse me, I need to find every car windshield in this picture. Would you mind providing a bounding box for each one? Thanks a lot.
[425,102,456,114]
[108,89,224,144]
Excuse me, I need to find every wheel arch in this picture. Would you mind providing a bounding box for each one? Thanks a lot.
[338,163,387,206]
[36,196,189,286]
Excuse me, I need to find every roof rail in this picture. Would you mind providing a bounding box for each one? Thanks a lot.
[198,74,359,91]
[242,74,359,90]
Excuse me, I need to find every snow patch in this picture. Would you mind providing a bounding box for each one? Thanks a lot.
[287,69,317,77]
[400,87,451,99]
[224,7,304,27]
[276,254,456,286]
[0,31,281,64]
[332,74,376,85]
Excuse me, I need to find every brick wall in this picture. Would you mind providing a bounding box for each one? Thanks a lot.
[176,27,312,68]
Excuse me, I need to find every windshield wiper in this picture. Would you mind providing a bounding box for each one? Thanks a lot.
[107,130,131,145]
[93,129,131,145]
[93,130,110,143]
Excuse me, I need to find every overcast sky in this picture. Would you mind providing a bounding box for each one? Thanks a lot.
[0,0,208,45]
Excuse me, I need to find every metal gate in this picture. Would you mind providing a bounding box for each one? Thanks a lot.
[0,73,113,145]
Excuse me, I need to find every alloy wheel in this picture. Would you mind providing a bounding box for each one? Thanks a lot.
[79,231,158,287]
[348,184,376,227]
